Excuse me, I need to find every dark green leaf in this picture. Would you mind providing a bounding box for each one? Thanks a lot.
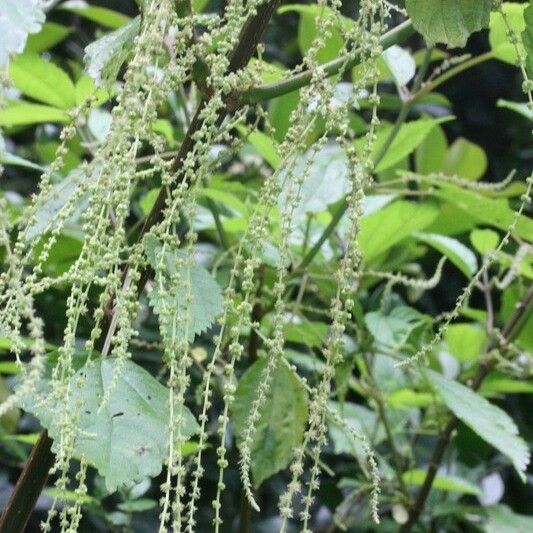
[406,0,491,48]
[232,358,308,486]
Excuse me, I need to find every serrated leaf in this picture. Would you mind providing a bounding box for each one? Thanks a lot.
[143,235,223,343]
[24,358,198,492]
[405,0,491,48]
[415,232,478,277]
[232,358,308,486]
[403,469,481,496]
[0,0,45,66]
[84,16,140,88]
[427,370,530,481]
[9,53,76,109]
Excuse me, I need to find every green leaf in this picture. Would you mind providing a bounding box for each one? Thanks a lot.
[365,306,428,351]
[25,22,71,53]
[480,372,533,396]
[358,200,439,262]
[415,232,478,277]
[442,138,488,181]
[403,469,481,496]
[405,0,491,48]
[143,235,223,343]
[24,358,198,492]
[237,125,281,169]
[59,1,130,29]
[367,117,453,173]
[415,123,448,174]
[523,2,533,77]
[0,101,69,127]
[470,229,500,255]
[497,99,533,120]
[485,505,533,533]
[489,3,526,65]
[429,181,533,241]
[444,323,487,362]
[84,16,141,88]
[232,358,308,486]
[427,369,530,481]
[0,0,45,66]
[279,4,354,64]
[9,53,76,109]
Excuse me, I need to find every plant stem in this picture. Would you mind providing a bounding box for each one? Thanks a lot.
[238,20,415,105]
[399,285,533,533]
[415,51,494,100]
[0,3,280,530]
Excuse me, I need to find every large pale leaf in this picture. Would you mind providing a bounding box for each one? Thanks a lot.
[358,200,439,262]
[427,370,530,481]
[24,358,199,492]
[144,235,223,343]
[0,0,45,66]
[277,142,349,223]
[405,0,491,48]
[84,16,140,88]
[232,358,308,486]
[9,53,76,109]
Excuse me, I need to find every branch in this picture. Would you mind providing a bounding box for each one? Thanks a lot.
[0,3,279,531]
[238,20,414,105]
[399,285,533,533]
